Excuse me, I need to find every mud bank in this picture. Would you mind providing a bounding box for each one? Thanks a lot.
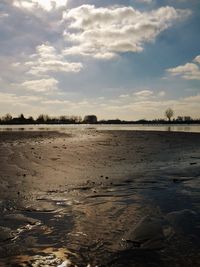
[0,130,200,266]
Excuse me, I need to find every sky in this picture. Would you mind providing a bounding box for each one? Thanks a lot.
[0,0,199,120]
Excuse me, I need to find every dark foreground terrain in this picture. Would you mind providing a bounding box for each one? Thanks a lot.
[0,129,200,267]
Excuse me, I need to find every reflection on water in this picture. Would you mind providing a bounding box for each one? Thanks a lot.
[0,124,200,133]
[0,175,200,266]
[15,248,75,267]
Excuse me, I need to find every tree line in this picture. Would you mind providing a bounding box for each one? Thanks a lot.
[0,109,199,125]
[0,113,82,124]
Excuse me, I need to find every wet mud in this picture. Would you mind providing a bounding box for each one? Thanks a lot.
[0,130,200,266]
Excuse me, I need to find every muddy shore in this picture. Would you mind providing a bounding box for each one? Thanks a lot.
[0,129,200,266]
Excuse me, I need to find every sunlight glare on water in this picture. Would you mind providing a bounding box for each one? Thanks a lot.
[0,124,200,133]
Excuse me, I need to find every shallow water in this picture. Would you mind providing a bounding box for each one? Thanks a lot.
[0,124,200,133]
[0,173,200,267]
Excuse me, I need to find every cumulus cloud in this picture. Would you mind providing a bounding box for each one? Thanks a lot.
[100,92,200,119]
[134,90,153,98]
[0,1,196,119]
[0,91,57,116]
[194,55,200,64]
[0,92,42,108]
[0,92,21,104]
[13,0,68,11]
[33,92,200,120]
[24,44,83,76]
[63,5,191,59]
[21,78,58,92]
[98,90,167,110]
[10,43,82,94]
[167,55,200,80]
[1,88,199,120]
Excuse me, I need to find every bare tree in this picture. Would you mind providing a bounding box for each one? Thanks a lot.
[165,108,174,122]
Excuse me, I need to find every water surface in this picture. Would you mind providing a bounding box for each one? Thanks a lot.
[0,124,200,133]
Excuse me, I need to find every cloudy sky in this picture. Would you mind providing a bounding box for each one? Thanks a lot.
[0,0,199,120]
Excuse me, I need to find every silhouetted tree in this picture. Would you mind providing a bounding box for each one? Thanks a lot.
[165,108,174,122]
[177,116,183,122]
[184,116,192,122]
[17,113,27,124]
[27,116,34,124]
[2,113,12,122]
[36,114,45,123]
[37,114,53,123]
[59,115,67,123]
[18,114,25,119]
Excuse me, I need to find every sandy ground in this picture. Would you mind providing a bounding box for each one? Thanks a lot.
[0,129,200,266]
